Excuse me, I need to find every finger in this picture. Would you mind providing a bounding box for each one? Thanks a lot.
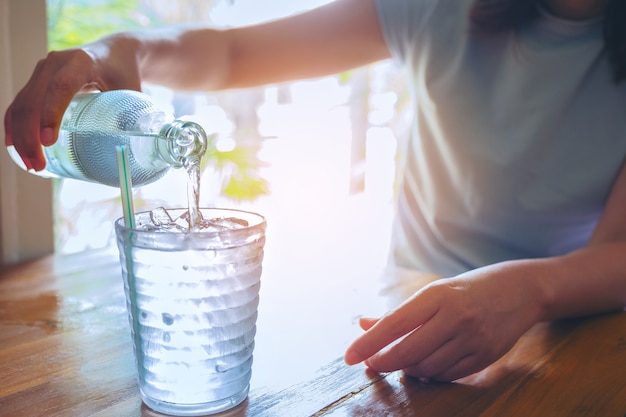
[39,50,101,146]
[431,354,486,382]
[10,50,99,171]
[4,103,34,170]
[8,57,50,169]
[358,317,379,331]
[402,353,474,382]
[9,92,46,171]
[4,102,14,146]
[363,315,453,372]
[398,337,467,379]
[345,287,439,366]
[4,101,13,146]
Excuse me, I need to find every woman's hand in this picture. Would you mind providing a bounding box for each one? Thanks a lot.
[4,36,142,171]
[344,261,546,381]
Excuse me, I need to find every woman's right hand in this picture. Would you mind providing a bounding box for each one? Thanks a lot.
[4,36,142,171]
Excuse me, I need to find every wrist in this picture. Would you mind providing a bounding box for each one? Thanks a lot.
[481,258,557,324]
[522,259,558,322]
[82,32,144,91]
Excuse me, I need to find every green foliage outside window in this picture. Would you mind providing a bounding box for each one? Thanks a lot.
[47,0,149,50]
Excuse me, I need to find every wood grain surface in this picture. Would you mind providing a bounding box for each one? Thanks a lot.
[1,252,624,417]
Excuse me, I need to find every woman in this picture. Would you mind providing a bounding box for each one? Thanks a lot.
[5,0,626,381]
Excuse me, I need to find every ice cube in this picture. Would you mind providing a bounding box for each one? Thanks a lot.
[194,218,223,232]
[150,207,173,227]
[173,211,191,231]
[203,217,249,230]
[224,217,249,228]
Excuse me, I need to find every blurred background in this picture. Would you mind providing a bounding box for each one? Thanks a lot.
[2,0,411,270]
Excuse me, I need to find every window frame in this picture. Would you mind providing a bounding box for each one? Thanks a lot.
[0,0,54,264]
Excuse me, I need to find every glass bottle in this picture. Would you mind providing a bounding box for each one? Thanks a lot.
[7,89,209,187]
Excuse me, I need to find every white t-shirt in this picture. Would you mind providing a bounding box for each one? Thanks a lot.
[375,0,626,276]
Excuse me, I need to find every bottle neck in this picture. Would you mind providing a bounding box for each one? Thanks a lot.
[157,119,209,168]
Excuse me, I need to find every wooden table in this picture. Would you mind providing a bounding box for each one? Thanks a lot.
[1,250,625,417]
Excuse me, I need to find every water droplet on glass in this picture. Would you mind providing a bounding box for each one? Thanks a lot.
[163,332,171,343]
[162,313,174,326]
[141,312,147,319]
[182,265,189,271]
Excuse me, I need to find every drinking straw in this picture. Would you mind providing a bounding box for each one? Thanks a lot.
[116,145,136,229]
[116,146,140,346]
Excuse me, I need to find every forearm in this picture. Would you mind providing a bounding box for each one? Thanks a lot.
[85,0,388,92]
[491,243,626,323]
[138,26,237,91]
[82,27,231,92]
[539,242,626,320]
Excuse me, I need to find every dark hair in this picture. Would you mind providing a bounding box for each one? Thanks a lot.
[469,0,626,83]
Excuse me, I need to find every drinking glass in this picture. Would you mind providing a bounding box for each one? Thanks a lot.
[115,208,266,416]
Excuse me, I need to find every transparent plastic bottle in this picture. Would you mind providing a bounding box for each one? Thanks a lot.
[7,90,209,187]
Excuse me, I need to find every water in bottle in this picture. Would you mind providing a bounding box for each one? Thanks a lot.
[7,89,209,188]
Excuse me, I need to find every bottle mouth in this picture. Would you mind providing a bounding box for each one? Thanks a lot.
[160,120,209,167]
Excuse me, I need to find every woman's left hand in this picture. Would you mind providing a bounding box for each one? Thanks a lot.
[344,261,546,381]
